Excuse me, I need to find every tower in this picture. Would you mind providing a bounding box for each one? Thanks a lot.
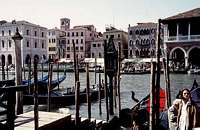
[60,18,70,31]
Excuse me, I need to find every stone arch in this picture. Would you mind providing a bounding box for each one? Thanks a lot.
[169,47,187,69]
[25,54,31,64]
[169,47,187,59]
[187,46,200,67]
[43,55,46,60]
[7,54,12,65]
[34,55,39,61]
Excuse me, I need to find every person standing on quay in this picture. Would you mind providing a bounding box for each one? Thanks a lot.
[168,88,200,130]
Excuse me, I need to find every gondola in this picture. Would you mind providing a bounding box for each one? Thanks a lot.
[24,72,67,94]
[23,87,105,106]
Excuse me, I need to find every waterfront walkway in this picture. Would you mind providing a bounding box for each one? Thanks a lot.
[14,111,106,130]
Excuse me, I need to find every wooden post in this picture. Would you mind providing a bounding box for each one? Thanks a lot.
[6,62,9,80]
[2,62,5,80]
[117,42,121,112]
[149,62,156,130]
[73,42,78,83]
[28,58,32,94]
[163,57,171,108]
[104,40,109,121]
[41,61,44,79]
[95,58,97,84]
[86,63,91,121]
[23,62,26,80]
[47,63,53,112]
[7,91,16,130]
[109,76,114,115]
[99,73,102,115]
[155,19,161,129]
[33,57,39,130]
[75,81,80,125]
[12,28,23,115]
[166,53,171,106]
[57,62,60,90]
[114,76,117,108]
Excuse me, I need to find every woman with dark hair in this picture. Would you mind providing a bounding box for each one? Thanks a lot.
[168,88,200,130]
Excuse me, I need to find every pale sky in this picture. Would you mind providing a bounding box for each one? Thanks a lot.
[0,0,199,32]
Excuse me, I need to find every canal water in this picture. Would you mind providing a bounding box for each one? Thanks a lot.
[1,72,200,121]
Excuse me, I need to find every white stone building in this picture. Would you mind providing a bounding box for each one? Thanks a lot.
[128,23,157,58]
[0,20,47,65]
[103,26,128,58]
[64,22,99,60]
[47,27,66,61]
[90,36,104,58]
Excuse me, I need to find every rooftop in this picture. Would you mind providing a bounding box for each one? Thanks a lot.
[164,8,200,21]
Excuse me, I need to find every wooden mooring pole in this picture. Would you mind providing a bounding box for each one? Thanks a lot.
[47,63,53,112]
[149,62,156,130]
[163,57,171,108]
[99,73,102,115]
[155,19,161,129]
[104,40,109,121]
[2,62,5,80]
[33,57,39,130]
[86,63,91,120]
[6,62,9,80]
[117,42,121,113]
[75,81,80,125]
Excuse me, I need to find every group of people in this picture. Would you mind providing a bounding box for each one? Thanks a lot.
[168,88,200,130]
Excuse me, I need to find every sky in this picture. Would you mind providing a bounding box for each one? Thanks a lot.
[0,0,199,32]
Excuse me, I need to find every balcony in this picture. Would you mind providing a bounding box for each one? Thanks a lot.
[164,35,200,42]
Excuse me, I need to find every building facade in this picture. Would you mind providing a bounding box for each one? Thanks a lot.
[128,23,157,58]
[63,20,99,60]
[0,20,47,65]
[47,28,66,61]
[90,36,104,58]
[162,8,200,69]
[103,26,128,59]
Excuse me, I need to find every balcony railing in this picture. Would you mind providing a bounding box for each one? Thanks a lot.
[164,35,200,42]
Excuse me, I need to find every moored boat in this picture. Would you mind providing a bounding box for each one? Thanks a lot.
[23,87,105,106]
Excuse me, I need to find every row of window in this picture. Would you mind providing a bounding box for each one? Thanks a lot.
[91,52,102,58]
[49,39,56,43]
[92,43,102,47]
[66,46,84,51]
[26,30,45,37]
[1,30,45,37]
[1,40,12,48]
[66,54,83,59]
[1,30,12,36]
[67,39,84,44]
[105,34,121,39]
[129,39,155,46]
[129,29,156,36]
[26,41,45,48]
[67,32,84,37]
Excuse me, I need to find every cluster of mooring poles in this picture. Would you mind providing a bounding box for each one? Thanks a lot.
[149,19,171,130]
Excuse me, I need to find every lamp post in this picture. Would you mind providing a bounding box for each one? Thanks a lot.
[12,27,23,114]
[104,36,118,115]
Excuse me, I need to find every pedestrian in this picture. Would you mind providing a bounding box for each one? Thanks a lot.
[168,88,200,130]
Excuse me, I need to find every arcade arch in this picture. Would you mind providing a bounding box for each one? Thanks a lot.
[187,47,200,67]
[169,47,186,69]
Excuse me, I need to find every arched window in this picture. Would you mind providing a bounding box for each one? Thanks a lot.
[1,55,5,66]
[7,54,12,65]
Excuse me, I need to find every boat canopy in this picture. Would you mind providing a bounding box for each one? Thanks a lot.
[58,58,73,63]
[84,58,104,67]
